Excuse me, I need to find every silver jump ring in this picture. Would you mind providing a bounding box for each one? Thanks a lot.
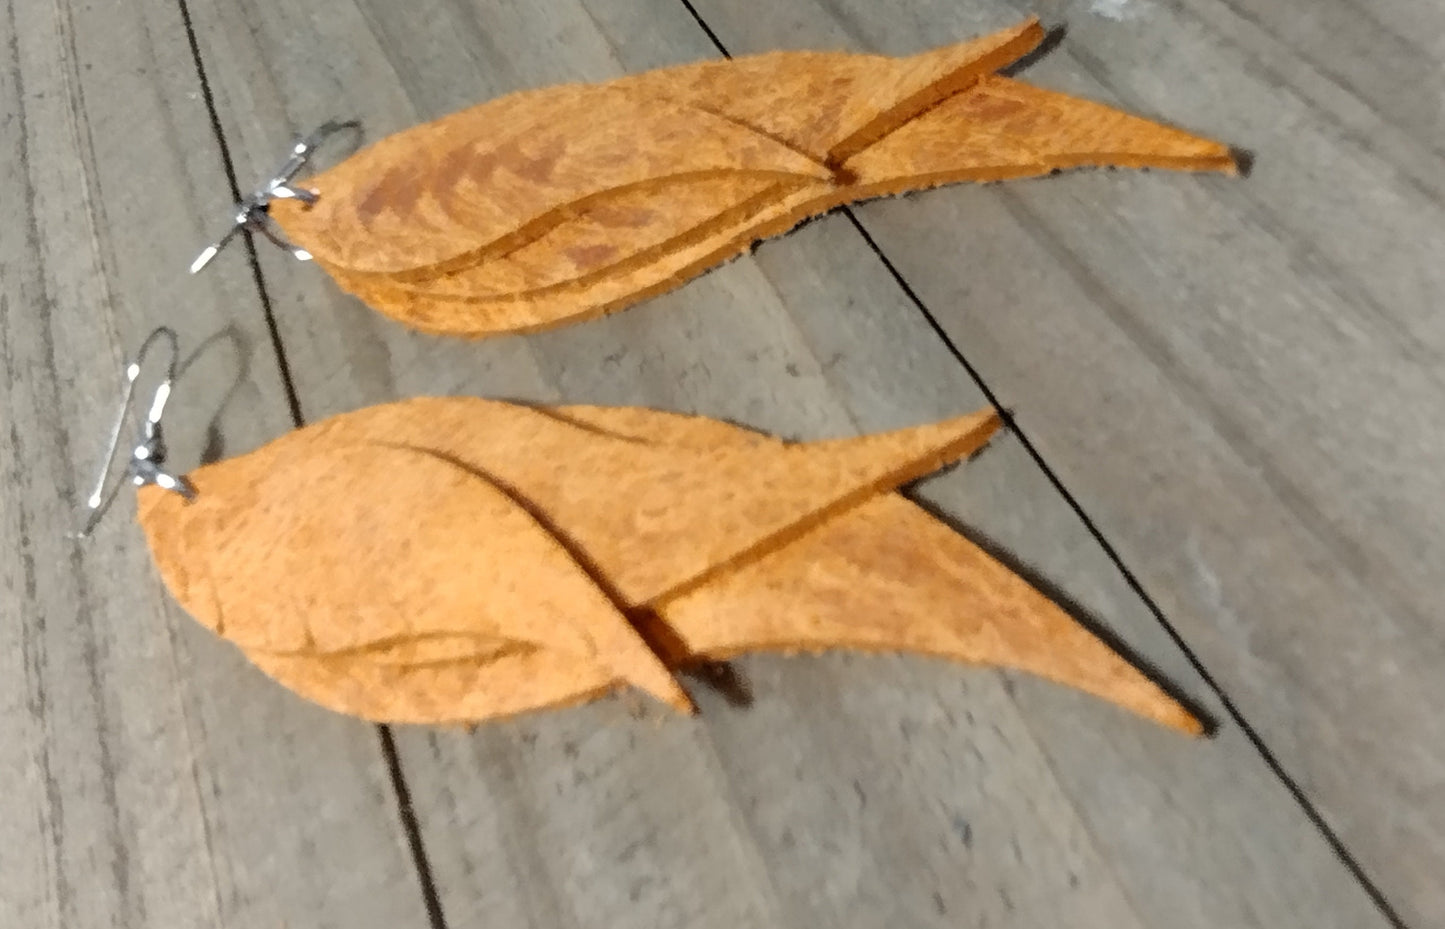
[76,326,195,538]
[190,119,359,274]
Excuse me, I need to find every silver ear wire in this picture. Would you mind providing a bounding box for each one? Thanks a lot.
[76,326,196,539]
[190,119,358,274]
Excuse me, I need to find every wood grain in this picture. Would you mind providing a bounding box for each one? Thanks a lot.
[180,1,1398,927]
[687,0,1443,924]
[0,0,431,926]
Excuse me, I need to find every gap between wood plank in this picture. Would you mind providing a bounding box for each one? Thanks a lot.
[671,2,1410,927]
[172,3,451,928]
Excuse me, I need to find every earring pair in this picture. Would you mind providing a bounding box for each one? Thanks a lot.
[77,18,1235,732]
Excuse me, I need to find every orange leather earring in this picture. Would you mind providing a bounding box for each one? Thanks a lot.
[80,328,1201,734]
[191,17,1236,339]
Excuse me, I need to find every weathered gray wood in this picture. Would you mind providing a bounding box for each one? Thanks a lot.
[0,1,431,926]
[181,1,1396,927]
[688,0,1444,923]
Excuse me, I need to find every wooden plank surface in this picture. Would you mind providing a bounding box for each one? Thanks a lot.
[0,1,431,927]
[175,1,1404,927]
[680,0,1445,923]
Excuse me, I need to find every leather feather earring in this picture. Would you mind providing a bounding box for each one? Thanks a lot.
[80,328,1202,734]
[191,17,1237,338]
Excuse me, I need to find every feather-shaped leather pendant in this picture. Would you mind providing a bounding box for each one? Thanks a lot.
[133,397,1201,734]
[266,17,1237,337]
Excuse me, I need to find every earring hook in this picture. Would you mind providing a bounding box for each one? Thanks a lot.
[76,326,196,539]
[190,119,358,274]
